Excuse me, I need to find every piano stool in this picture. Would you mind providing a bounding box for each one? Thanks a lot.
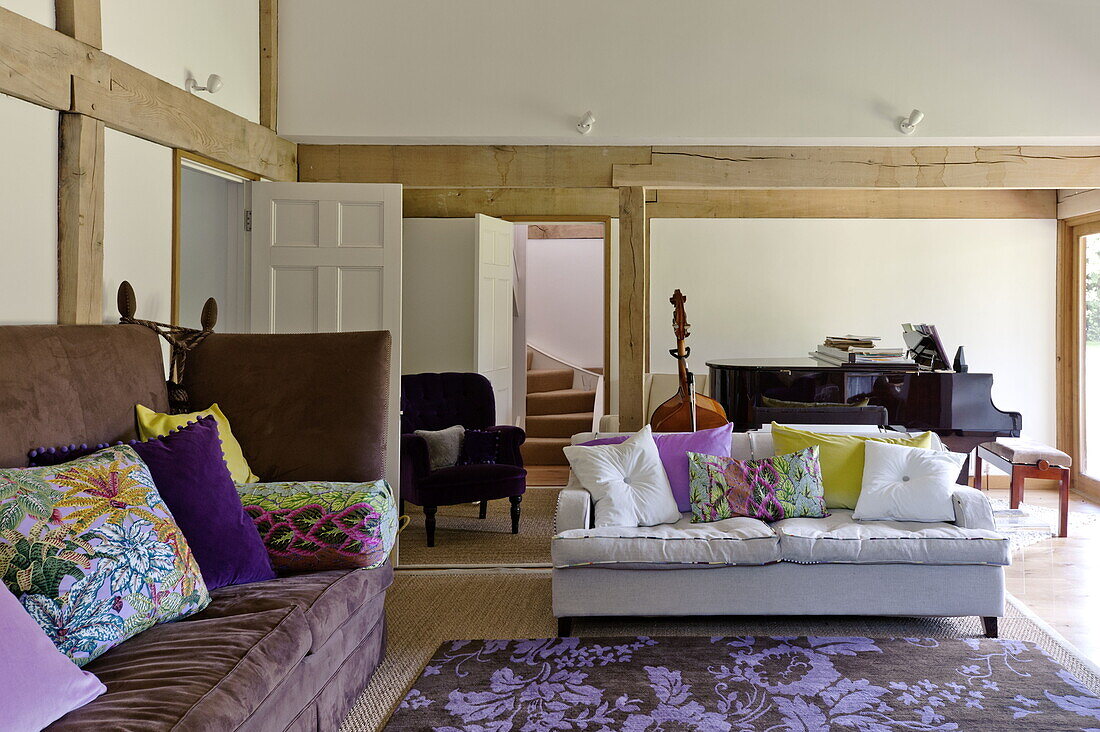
[974,439,1072,537]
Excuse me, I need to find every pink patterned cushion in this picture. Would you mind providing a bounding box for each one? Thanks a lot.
[688,447,829,523]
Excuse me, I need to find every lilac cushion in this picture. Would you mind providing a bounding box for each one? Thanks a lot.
[132,417,275,590]
[581,423,735,511]
[0,582,106,729]
[459,429,500,465]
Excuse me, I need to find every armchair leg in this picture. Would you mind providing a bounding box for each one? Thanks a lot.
[510,495,522,534]
[982,617,999,638]
[424,505,437,547]
[479,500,488,519]
[557,617,572,637]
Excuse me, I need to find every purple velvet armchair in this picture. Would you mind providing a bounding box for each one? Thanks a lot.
[400,373,527,546]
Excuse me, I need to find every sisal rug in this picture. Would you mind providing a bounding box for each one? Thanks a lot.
[386,635,1100,730]
[339,571,1100,731]
[398,489,558,568]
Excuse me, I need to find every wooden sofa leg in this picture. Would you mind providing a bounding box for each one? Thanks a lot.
[424,506,437,547]
[510,495,522,534]
[982,617,999,638]
[479,500,488,519]
[557,617,572,637]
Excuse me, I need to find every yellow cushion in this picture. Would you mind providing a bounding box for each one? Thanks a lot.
[136,403,259,483]
[771,423,933,509]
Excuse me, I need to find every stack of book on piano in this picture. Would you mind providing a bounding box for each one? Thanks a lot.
[811,335,915,366]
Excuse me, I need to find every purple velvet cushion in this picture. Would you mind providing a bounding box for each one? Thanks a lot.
[0,582,106,729]
[132,417,275,590]
[581,423,735,511]
[459,429,500,465]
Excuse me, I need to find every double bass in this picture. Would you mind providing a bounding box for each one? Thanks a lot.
[650,290,729,432]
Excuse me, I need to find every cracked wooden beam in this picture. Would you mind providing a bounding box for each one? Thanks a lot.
[614,146,1100,189]
[618,186,647,431]
[299,145,651,188]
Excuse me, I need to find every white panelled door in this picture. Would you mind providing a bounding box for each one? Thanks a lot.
[475,214,515,424]
[249,182,402,491]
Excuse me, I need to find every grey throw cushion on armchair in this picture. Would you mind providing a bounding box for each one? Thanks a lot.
[415,425,465,470]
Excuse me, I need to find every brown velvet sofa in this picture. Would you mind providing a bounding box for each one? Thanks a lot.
[0,325,395,731]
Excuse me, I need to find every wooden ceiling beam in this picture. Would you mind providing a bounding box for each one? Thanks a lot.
[0,6,296,181]
[525,223,605,239]
[615,146,1100,189]
[403,188,619,217]
[299,145,651,188]
[645,189,1057,219]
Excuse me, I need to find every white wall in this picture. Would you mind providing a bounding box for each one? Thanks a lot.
[525,237,604,369]
[103,130,173,324]
[101,0,259,123]
[1,0,50,25]
[401,218,477,374]
[649,218,1057,444]
[280,0,1100,144]
[0,94,57,324]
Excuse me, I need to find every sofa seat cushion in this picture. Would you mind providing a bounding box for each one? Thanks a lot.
[774,510,1010,566]
[416,463,527,505]
[47,607,309,731]
[191,563,393,655]
[552,514,779,568]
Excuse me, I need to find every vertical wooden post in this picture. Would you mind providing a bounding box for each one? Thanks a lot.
[56,0,105,324]
[55,0,102,49]
[57,113,105,324]
[619,186,647,430]
[259,0,278,131]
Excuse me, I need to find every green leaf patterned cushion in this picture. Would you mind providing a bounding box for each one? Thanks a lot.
[688,447,829,524]
[0,446,210,666]
[235,480,399,572]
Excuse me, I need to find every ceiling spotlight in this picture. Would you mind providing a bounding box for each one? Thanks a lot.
[576,111,596,135]
[898,108,924,135]
[186,73,223,95]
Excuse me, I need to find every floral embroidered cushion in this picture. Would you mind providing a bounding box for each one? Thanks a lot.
[0,446,210,666]
[235,480,399,572]
[688,447,829,523]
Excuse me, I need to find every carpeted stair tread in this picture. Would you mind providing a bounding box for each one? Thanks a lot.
[525,412,594,438]
[521,437,572,465]
[526,388,596,416]
[526,368,574,394]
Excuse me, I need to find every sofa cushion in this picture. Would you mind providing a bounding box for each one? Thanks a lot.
[552,514,779,568]
[774,510,1010,566]
[191,564,393,655]
[47,607,310,731]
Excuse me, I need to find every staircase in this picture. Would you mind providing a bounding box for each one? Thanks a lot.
[521,351,598,466]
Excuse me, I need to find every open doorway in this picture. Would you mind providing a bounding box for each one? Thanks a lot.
[513,221,609,473]
[172,151,255,330]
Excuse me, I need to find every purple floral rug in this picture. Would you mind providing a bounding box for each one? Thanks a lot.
[385,635,1100,730]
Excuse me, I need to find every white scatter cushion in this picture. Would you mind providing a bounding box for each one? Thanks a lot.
[563,425,680,528]
[854,440,967,522]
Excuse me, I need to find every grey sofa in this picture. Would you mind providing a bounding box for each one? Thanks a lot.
[553,425,1010,638]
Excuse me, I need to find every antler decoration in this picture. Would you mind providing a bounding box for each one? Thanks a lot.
[117,281,218,413]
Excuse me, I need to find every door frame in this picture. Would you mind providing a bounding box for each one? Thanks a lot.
[171,150,259,325]
[1057,212,1100,500]
[505,215,614,411]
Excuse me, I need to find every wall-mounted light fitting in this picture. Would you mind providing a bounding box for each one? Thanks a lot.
[576,111,596,135]
[186,73,223,95]
[898,108,924,135]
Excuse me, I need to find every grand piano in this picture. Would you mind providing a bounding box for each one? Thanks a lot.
[706,358,1022,455]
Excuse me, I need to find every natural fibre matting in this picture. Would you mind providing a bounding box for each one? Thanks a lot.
[339,570,1100,731]
[398,488,559,568]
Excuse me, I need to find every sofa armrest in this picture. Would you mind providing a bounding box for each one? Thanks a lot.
[400,433,431,499]
[556,487,593,533]
[487,425,526,467]
[952,486,997,531]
